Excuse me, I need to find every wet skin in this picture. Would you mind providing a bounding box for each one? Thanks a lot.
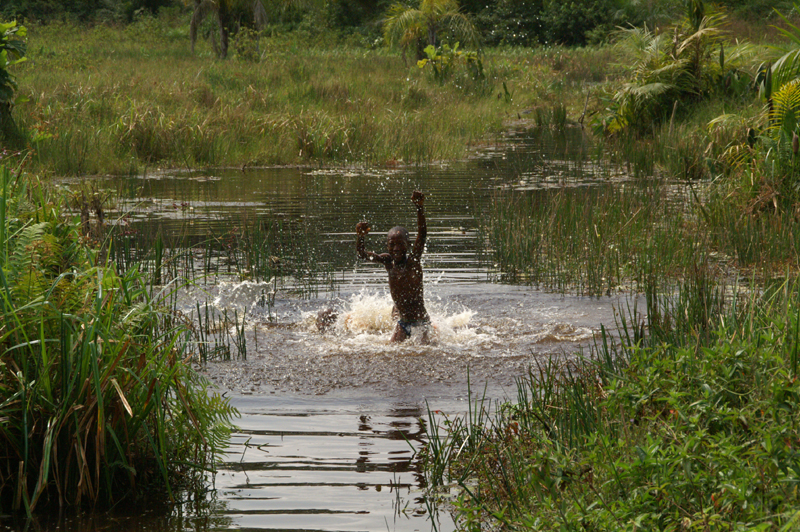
[356,190,429,343]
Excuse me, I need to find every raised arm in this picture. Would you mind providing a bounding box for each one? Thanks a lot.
[411,190,427,258]
[356,222,390,264]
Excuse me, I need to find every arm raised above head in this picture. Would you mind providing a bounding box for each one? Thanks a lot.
[411,191,427,258]
[356,222,390,264]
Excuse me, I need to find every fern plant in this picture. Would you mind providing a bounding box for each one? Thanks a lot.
[0,165,238,514]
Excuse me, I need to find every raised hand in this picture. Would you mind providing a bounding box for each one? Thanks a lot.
[412,190,425,208]
[356,222,371,236]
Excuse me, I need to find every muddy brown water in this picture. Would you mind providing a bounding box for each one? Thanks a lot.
[4,129,645,531]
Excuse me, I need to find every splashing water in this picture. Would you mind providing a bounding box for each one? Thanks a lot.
[300,290,485,350]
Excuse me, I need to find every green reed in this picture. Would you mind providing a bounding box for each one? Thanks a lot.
[422,274,800,530]
[482,181,696,296]
[194,301,247,362]
[0,166,237,514]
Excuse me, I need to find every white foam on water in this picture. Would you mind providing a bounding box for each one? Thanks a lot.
[300,289,494,354]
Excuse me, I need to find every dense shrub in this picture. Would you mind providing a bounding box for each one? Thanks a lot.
[476,0,543,47]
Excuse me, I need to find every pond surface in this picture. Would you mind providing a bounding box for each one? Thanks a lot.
[8,128,644,531]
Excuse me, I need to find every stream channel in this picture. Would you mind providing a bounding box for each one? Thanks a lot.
[6,128,653,532]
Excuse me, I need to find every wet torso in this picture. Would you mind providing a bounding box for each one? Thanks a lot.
[386,257,428,323]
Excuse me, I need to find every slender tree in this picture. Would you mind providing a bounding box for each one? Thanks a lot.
[190,0,267,59]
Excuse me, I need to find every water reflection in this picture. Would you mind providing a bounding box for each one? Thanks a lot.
[215,397,445,531]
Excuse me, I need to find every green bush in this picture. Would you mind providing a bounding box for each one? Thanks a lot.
[0,166,237,513]
[475,0,543,47]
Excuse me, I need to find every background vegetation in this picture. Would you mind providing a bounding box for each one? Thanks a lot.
[4,0,800,526]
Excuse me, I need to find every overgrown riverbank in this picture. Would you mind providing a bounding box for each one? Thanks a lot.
[421,274,800,530]
[0,164,238,514]
[5,2,800,528]
[4,10,782,176]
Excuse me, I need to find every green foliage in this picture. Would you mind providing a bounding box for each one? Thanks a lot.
[382,0,478,60]
[0,0,181,23]
[322,0,392,28]
[0,165,237,513]
[0,20,26,144]
[474,0,543,47]
[769,3,800,97]
[597,1,748,136]
[706,3,800,215]
[417,41,483,83]
[541,0,620,46]
[423,275,800,530]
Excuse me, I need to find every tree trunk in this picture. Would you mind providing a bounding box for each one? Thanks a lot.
[218,0,230,59]
[0,103,20,146]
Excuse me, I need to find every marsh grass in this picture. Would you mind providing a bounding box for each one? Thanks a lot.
[422,274,800,530]
[482,181,702,295]
[4,16,633,174]
[9,21,498,173]
[0,165,237,513]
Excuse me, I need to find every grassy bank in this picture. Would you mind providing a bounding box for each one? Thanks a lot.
[2,10,791,180]
[0,163,237,514]
[9,16,598,175]
[422,274,800,530]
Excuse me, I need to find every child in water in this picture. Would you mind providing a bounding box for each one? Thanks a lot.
[356,190,431,343]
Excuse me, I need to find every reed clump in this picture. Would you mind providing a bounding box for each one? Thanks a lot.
[482,180,699,295]
[422,274,800,530]
[0,165,237,514]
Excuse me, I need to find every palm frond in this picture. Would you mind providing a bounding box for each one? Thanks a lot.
[772,49,800,93]
[769,78,800,135]
[718,143,754,170]
[383,5,425,48]
[626,82,675,103]
[440,13,479,47]
[772,2,800,48]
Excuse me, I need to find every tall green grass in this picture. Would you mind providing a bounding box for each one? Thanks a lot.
[483,174,800,295]
[0,165,237,514]
[482,181,700,295]
[11,19,536,174]
[421,274,800,530]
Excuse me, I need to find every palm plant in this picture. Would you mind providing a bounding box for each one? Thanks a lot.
[598,0,732,135]
[383,0,478,61]
[767,3,800,94]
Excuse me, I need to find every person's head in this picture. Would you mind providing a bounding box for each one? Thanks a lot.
[387,226,410,261]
